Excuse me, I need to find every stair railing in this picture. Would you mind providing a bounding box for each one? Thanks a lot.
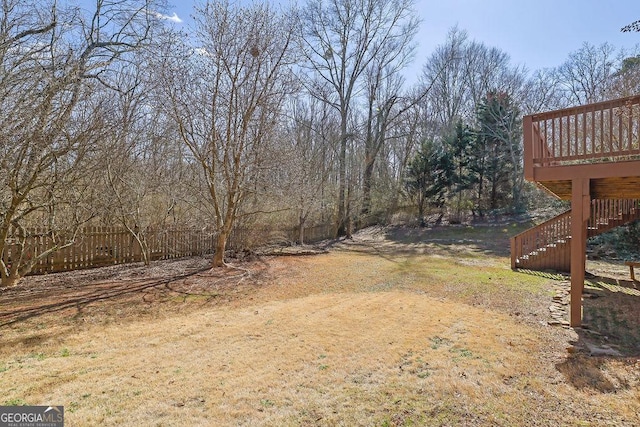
[589,199,640,236]
[511,211,571,269]
[512,199,640,270]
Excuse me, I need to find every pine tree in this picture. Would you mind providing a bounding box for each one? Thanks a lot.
[444,120,475,222]
[472,90,522,213]
[405,139,452,225]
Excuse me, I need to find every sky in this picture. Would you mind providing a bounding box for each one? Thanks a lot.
[72,0,640,81]
[161,0,639,71]
[412,0,640,70]
[156,0,640,80]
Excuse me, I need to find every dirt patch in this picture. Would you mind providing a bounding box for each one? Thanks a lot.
[1,226,639,426]
[0,257,267,328]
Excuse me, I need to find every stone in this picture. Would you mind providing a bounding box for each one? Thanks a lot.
[583,341,622,357]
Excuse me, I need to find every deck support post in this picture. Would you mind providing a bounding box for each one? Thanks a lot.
[570,178,590,327]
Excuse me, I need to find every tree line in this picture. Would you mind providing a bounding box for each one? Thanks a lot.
[1,0,639,285]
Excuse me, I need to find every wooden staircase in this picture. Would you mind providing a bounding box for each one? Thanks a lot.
[511,199,640,272]
[520,95,640,325]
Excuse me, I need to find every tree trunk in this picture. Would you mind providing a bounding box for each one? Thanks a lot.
[345,183,353,238]
[212,231,228,267]
[362,156,374,216]
[336,114,348,237]
[130,230,150,266]
[490,175,498,210]
[298,210,306,245]
[0,269,21,288]
[474,148,486,216]
[455,162,464,222]
[476,172,484,217]
[418,191,426,226]
[510,150,523,213]
[362,93,376,218]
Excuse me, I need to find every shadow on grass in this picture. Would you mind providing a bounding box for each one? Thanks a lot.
[383,223,534,258]
[513,268,568,280]
[332,238,407,263]
[0,268,211,329]
[513,268,640,357]
[554,274,640,391]
[580,276,640,356]
[556,354,636,393]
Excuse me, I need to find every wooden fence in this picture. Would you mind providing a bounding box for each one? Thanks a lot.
[2,222,339,277]
[2,227,217,276]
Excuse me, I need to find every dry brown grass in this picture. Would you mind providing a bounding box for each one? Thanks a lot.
[1,225,639,426]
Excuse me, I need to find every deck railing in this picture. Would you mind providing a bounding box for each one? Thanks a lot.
[524,95,640,179]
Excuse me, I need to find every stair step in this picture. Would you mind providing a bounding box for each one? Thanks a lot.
[514,200,640,270]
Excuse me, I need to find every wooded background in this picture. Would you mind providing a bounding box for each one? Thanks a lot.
[2,0,639,285]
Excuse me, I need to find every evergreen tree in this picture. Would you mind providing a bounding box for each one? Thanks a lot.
[405,139,452,224]
[444,120,475,222]
[471,90,522,213]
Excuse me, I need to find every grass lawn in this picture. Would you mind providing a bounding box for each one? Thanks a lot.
[1,224,639,426]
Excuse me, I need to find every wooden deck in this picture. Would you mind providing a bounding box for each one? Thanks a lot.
[517,95,640,326]
[537,176,640,200]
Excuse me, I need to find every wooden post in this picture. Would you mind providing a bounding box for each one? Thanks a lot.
[523,115,534,181]
[570,178,590,327]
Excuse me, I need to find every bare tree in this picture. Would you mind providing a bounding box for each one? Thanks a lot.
[299,0,419,236]
[621,20,640,32]
[465,41,527,112]
[475,91,523,212]
[98,58,188,265]
[359,9,419,219]
[362,72,399,217]
[608,54,640,98]
[281,96,339,244]
[385,95,425,219]
[422,27,470,132]
[521,68,564,114]
[164,0,296,267]
[557,42,623,105]
[424,27,527,129]
[0,0,157,287]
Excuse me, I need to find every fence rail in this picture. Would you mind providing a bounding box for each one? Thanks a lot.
[2,222,339,277]
[2,227,218,276]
